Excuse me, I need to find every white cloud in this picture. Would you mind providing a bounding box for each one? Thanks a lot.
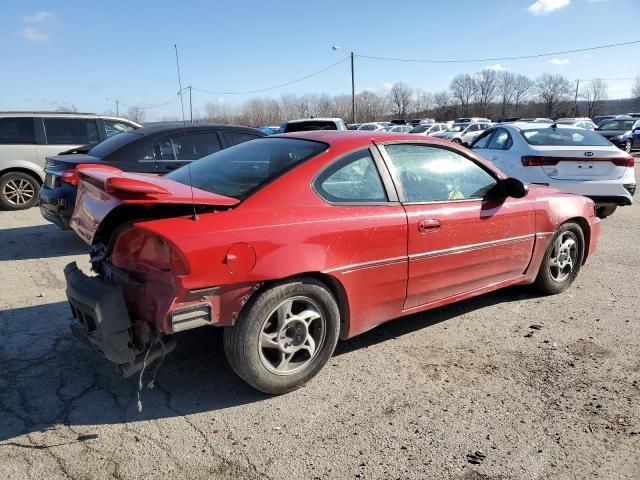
[382,82,393,90]
[23,11,54,22]
[487,64,508,72]
[527,0,570,15]
[21,27,49,42]
[549,58,570,65]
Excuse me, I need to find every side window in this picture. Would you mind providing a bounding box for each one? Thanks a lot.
[43,118,100,145]
[471,130,494,149]
[467,124,479,132]
[315,149,387,203]
[222,131,261,147]
[385,144,497,203]
[487,128,512,150]
[171,133,222,160]
[104,120,135,138]
[0,117,36,144]
[140,138,174,162]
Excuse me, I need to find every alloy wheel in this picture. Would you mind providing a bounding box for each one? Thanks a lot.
[624,140,632,153]
[2,178,35,206]
[258,296,326,375]
[548,231,578,282]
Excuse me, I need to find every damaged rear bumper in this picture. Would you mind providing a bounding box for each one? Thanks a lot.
[64,262,175,377]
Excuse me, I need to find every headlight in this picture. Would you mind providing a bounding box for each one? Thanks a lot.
[611,135,622,140]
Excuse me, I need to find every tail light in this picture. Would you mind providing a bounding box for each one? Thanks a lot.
[111,227,190,276]
[61,168,79,186]
[521,155,635,167]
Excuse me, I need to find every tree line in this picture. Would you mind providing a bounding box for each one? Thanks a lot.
[132,73,640,125]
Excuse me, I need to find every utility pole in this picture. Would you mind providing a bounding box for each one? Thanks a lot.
[574,79,580,117]
[332,46,356,124]
[116,100,119,116]
[350,52,356,124]
[188,86,193,124]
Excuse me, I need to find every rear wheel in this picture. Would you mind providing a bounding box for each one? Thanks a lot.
[534,222,584,294]
[223,278,340,394]
[0,172,40,210]
[452,138,462,144]
[624,139,632,153]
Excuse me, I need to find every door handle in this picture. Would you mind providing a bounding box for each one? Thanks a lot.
[418,219,441,233]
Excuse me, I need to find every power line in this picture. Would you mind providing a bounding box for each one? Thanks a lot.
[191,57,349,95]
[355,39,640,64]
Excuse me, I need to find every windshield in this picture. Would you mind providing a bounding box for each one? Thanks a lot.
[166,138,328,200]
[410,125,429,133]
[598,120,634,131]
[87,132,142,158]
[448,124,467,132]
[521,128,612,146]
[284,121,338,133]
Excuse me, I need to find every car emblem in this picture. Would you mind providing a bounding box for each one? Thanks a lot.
[584,152,594,157]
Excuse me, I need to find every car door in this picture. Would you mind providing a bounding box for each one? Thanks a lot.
[633,120,640,147]
[37,117,101,165]
[461,124,478,143]
[379,142,536,309]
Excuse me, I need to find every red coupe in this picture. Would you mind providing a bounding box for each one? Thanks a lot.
[65,131,601,394]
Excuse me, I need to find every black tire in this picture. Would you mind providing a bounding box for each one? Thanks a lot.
[534,222,585,295]
[452,138,462,144]
[624,140,632,153]
[595,205,617,219]
[223,277,340,394]
[0,172,40,210]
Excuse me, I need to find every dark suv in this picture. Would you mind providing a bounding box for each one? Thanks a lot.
[39,124,264,229]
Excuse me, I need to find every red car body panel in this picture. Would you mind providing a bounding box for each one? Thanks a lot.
[70,131,601,340]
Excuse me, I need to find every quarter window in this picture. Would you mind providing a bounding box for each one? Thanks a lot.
[315,149,387,203]
[385,144,497,203]
[44,118,100,145]
[0,117,36,144]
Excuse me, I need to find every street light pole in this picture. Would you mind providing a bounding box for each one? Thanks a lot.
[332,45,356,124]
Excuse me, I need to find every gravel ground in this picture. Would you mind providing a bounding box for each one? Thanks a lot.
[1,166,639,480]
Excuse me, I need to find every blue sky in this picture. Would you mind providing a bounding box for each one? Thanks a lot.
[1,0,638,120]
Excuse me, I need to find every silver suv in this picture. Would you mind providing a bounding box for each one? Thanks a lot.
[0,112,141,210]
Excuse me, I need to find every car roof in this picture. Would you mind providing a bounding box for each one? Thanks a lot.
[285,118,343,124]
[273,130,458,149]
[130,124,263,137]
[501,122,576,131]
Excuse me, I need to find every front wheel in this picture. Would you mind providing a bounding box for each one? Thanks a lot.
[223,278,340,394]
[534,223,585,294]
[452,138,462,144]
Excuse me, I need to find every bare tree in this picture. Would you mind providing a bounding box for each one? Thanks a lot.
[512,74,535,114]
[388,82,413,118]
[356,90,386,122]
[432,91,451,120]
[632,75,640,107]
[535,73,573,118]
[472,69,499,117]
[125,106,145,123]
[580,79,608,118]
[496,71,516,118]
[413,89,433,117]
[450,74,476,116]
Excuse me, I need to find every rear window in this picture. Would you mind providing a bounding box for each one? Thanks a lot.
[284,121,338,133]
[520,128,611,147]
[166,138,328,200]
[0,117,35,144]
[87,132,142,159]
[598,120,634,131]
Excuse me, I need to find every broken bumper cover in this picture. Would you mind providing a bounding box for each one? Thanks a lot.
[64,262,175,376]
[65,261,136,365]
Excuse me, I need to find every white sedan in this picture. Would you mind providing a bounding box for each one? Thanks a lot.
[471,122,636,218]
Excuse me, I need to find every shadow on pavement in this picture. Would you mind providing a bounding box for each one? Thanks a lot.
[0,285,543,445]
[0,224,88,261]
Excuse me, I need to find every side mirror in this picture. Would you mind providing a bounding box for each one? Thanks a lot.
[486,177,529,200]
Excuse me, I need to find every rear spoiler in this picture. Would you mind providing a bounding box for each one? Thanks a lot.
[70,165,239,245]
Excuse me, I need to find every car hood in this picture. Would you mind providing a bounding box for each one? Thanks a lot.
[431,131,457,139]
